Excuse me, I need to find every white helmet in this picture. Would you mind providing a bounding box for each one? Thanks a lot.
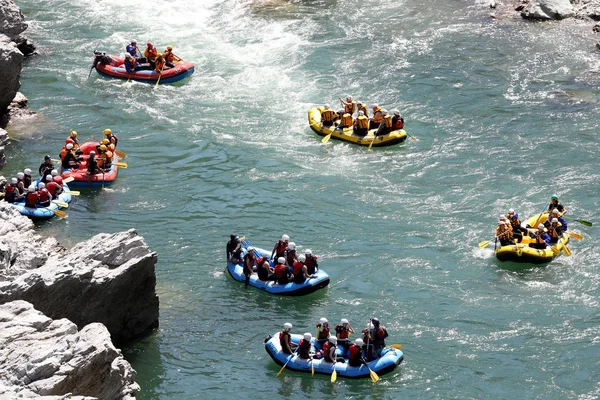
[373,103,379,108]
[499,215,507,220]
[303,332,311,341]
[38,182,45,189]
[66,143,73,149]
[508,208,515,214]
[358,110,364,115]
[367,322,374,329]
[282,234,289,241]
[277,257,285,264]
[552,208,559,214]
[346,95,352,101]
[27,185,35,192]
[288,242,295,250]
[11,178,17,184]
[51,169,58,176]
[305,249,312,255]
[393,109,400,116]
[283,322,292,331]
[382,109,388,114]
[247,246,254,252]
[355,338,364,346]
[538,224,545,229]
[46,175,53,182]
[298,255,306,262]
[498,219,504,224]
[328,336,337,344]
[17,172,24,179]
[551,218,559,223]
[341,318,349,325]
[24,169,32,175]
[324,103,330,108]
[90,151,96,155]
[125,53,132,58]
[319,317,328,324]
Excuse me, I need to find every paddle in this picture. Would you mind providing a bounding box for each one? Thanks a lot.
[406,132,417,141]
[569,232,583,240]
[63,177,74,183]
[321,130,333,143]
[115,161,128,168]
[361,358,380,383]
[532,204,550,230]
[389,344,402,350]
[88,64,94,79]
[115,149,126,158]
[330,362,337,383]
[478,240,491,249]
[572,218,592,227]
[368,134,376,150]
[66,190,80,196]
[53,209,67,218]
[311,358,314,376]
[563,244,572,257]
[52,200,68,208]
[276,351,296,377]
[155,64,165,87]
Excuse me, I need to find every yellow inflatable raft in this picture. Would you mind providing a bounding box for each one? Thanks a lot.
[308,106,408,147]
[495,212,571,264]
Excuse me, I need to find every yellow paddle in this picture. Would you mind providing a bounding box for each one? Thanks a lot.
[563,244,572,256]
[53,209,67,218]
[569,232,583,240]
[115,161,128,168]
[330,362,337,383]
[155,64,165,88]
[368,135,376,150]
[321,130,333,143]
[389,344,402,350]
[115,149,126,158]
[66,191,80,196]
[63,177,74,183]
[276,352,296,377]
[311,358,314,376]
[52,200,68,208]
[478,240,490,248]
[406,132,417,141]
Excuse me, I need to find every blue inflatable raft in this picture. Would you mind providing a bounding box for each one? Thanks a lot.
[11,184,73,220]
[226,245,330,296]
[264,333,404,379]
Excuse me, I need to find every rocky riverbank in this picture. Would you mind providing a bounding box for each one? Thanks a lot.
[0,203,159,398]
[489,0,600,21]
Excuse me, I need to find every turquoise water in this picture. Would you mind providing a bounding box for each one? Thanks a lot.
[6,0,600,398]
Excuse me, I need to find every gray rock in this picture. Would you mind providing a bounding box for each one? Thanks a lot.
[0,127,7,170]
[0,34,23,115]
[0,0,28,42]
[521,0,574,19]
[0,203,160,347]
[0,300,138,399]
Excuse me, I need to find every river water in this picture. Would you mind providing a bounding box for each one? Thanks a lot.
[6,0,600,398]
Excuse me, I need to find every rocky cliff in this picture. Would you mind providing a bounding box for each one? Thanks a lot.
[0,203,160,347]
[0,300,138,399]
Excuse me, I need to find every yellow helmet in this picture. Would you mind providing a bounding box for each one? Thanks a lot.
[102,138,109,144]
[166,46,173,50]
[70,131,77,137]
[99,144,107,151]
[103,129,112,135]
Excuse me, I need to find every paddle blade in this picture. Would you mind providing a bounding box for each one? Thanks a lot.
[115,149,126,158]
[67,191,80,196]
[321,133,332,143]
[389,344,402,350]
[569,232,583,240]
[551,246,560,256]
[63,177,74,183]
[369,369,380,383]
[331,369,337,383]
[576,219,592,227]
[563,245,572,257]
[478,241,490,249]
[276,364,286,377]
[311,360,314,376]
[115,162,128,168]
[52,201,68,208]
[53,209,67,218]
[368,136,375,150]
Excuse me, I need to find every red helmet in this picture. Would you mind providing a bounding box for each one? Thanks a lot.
[147,42,153,48]
[66,138,74,144]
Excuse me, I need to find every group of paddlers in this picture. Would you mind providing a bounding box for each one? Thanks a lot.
[226,234,319,286]
[1,160,64,208]
[320,95,405,136]
[93,40,183,74]
[278,317,390,366]
[495,195,568,249]
[59,129,118,175]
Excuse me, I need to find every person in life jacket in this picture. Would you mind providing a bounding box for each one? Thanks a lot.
[163,46,181,68]
[348,338,365,367]
[369,104,383,130]
[15,172,26,195]
[45,175,62,197]
[256,256,275,281]
[226,234,242,264]
[392,110,404,130]
[339,95,356,115]
[320,104,337,127]
[280,322,294,354]
[285,242,298,267]
[93,51,112,66]
[51,170,64,186]
[274,257,291,284]
[103,128,118,147]
[38,155,54,183]
[335,318,355,348]
[61,144,81,170]
[338,113,353,130]
[24,185,39,208]
[544,208,568,231]
[144,42,158,68]
[315,317,330,344]
[506,209,528,241]
[86,151,101,175]
[496,220,515,246]
[97,145,113,169]
[242,246,256,286]
[353,110,369,137]
[304,249,318,275]
[126,39,141,59]
[362,322,378,361]
[376,109,393,135]
[3,178,20,203]
[271,234,289,260]
[548,194,566,214]
[529,223,551,250]
[66,131,80,149]
[356,101,368,117]
[324,336,344,363]
[154,53,166,73]
[23,169,33,189]
[36,182,52,207]
[292,255,311,284]
[124,53,140,73]
[370,318,389,352]
[546,218,564,244]
[298,332,312,360]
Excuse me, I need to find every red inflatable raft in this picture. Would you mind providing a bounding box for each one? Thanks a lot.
[93,54,194,84]
[61,142,119,188]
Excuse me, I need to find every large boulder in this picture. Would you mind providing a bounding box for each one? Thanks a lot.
[0,0,27,42]
[0,34,23,115]
[521,0,574,19]
[0,203,160,347]
[0,300,138,399]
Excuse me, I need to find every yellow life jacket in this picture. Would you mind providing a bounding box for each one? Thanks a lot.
[357,105,368,117]
[340,113,353,127]
[383,115,393,128]
[344,101,356,114]
[356,115,369,129]
[372,108,383,123]
[321,109,336,122]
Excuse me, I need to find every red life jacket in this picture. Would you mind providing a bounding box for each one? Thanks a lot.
[53,176,63,185]
[322,341,331,355]
[349,344,361,361]
[394,118,404,129]
[305,256,318,274]
[298,338,311,358]
[46,182,59,196]
[279,331,292,353]
[316,324,330,340]
[25,192,38,208]
[274,263,286,279]
[4,184,15,194]
[275,240,287,257]
[292,261,304,276]
[325,343,337,362]
[335,324,350,339]
[38,188,51,203]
